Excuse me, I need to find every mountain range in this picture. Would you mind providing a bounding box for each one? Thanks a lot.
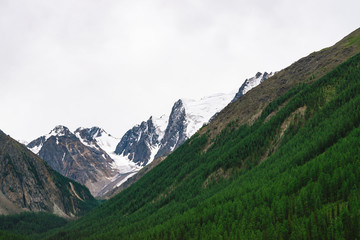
[26,72,273,197]
[1,27,360,239]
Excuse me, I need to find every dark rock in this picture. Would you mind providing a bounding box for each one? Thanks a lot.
[155,99,188,159]
[115,117,159,166]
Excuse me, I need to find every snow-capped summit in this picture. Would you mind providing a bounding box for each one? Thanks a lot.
[115,72,275,166]
[75,127,118,153]
[154,99,187,159]
[115,117,161,166]
[48,125,72,137]
[232,72,274,103]
[27,125,122,197]
[74,126,139,173]
[27,125,73,154]
[114,91,235,164]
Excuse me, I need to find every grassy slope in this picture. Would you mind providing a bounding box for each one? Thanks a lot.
[45,37,360,239]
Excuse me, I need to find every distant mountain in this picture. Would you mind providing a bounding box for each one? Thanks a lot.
[26,72,272,198]
[106,73,272,198]
[231,72,274,103]
[27,126,119,197]
[114,116,165,166]
[73,126,138,172]
[114,72,272,167]
[0,129,97,218]
[114,91,239,166]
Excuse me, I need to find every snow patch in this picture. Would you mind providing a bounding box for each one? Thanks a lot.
[18,140,28,145]
[152,114,169,140]
[29,144,43,154]
[110,152,142,173]
[115,172,138,188]
[182,92,236,137]
[45,125,69,141]
[75,132,100,151]
[148,144,161,164]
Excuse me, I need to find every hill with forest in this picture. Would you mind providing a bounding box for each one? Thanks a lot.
[1,27,359,239]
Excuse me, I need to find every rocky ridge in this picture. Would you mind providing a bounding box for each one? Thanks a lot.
[28,126,118,197]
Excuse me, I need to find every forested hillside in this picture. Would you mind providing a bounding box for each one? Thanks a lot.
[43,47,360,239]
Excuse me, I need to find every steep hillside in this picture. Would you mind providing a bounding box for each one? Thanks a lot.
[201,27,360,141]
[0,130,98,218]
[44,29,360,239]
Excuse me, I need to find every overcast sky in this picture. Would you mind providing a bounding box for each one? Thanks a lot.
[1,0,359,142]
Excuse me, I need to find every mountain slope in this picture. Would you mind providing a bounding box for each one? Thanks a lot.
[44,28,360,239]
[28,126,117,196]
[201,28,360,141]
[0,130,97,218]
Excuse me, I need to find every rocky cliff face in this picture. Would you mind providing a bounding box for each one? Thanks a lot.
[28,126,117,196]
[115,117,160,166]
[155,100,188,159]
[0,129,97,217]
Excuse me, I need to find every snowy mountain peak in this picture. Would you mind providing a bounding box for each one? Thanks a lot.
[74,127,119,153]
[74,126,109,141]
[232,72,275,103]
[48,125,72,138]
[28,125,74,154]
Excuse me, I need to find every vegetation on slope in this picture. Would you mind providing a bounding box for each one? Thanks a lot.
[0,212,67,239]
[44,48,360,238]
[0,132,99,217]
[202,27,360,141]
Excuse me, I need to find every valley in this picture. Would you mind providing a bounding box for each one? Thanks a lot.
[1,25,359,240]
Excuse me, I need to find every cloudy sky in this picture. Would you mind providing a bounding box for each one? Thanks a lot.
[1,0,359,142]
